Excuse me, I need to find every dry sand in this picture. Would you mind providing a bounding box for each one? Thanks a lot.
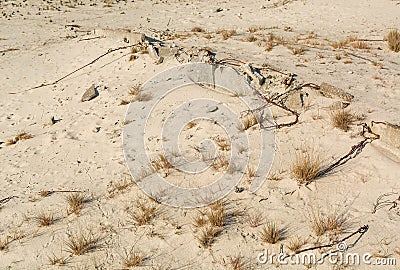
[0,0,399,269]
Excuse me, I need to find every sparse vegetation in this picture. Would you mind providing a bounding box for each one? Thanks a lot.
[122,248,143,268]
[386,29,400,52]
[197,226,221,248]
[225,254,245,270]
[48,254,69,266]
[129,198,158,226]
[220,29,236,40]
[291,148,322,185]
[238,114,258,131]
[193,212,208,228]
[330,109,356,132]
[34,212,55,227]
[260,222,285,244]
[351,41,368,49]
[151,154,174,176]
[6,132,33,146]
[206,200,226,227]
[66,193,87,215]
[40,190,51,197]
[192,26,205,33]
[287,237,307,253]
[310,210,348,236]
[65,230,98,256]
[246,211,263,228]
[211,154,229,171]
[0,236,9,251]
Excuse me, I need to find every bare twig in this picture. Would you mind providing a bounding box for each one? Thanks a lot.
[0,196,17,206]
[16,44,139,93]
[372,192,400,214]
[290,225,369,255]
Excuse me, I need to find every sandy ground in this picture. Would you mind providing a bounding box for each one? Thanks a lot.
[0,0,399,269]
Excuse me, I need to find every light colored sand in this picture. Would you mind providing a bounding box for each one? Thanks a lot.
[0,0,399,269]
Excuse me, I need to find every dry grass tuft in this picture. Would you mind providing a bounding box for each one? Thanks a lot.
[206,200,226,227]
[122,248,143,268]
[40,190,51,197]
[238,114,258,131]
[211,154,229,171]
[193,212,208,228]
[311,210,348,236]
[287,45,306,55]
[213,136,231,151]
[247,167,257,180]
[330,109,356,132]
[65,230,98,256]
[129,198,158,226]
[197,226,221,248]
[260,222,285,244]
[108,176,133,197]
[34,212,55,227]
[0,236,9,251]
[291,148,322,185]
[219,29,236,40]
[246,211,264,228]
[351,41,368,49]
[244,35,257,42]
[66,193,87,215]
[129,84,141,96]
[192,26,205,33]
[287,237,308,253]
[48,254,69,266]
[386,29,400,52]
[151,154,174,176]
[226,255,245,270]
[6,132,33,146]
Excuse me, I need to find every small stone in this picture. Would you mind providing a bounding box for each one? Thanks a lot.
[234,186,244,193]
[216,7,223,12]
[207,106,218,113]
[81,84,98,102]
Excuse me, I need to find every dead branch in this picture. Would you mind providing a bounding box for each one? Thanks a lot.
[0,48,19,54]
[0,196,17,206]
[372,192,399,214]
[19,43,139,93]
[288,225,368,256]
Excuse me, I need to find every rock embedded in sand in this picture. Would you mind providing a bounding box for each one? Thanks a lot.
[81,84,98,102]
[318,83,354,102]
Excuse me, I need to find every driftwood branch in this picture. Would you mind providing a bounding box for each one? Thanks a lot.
[372,192,400,214]
[18,43,138,93]
[0,195,18,206]
[314,122,380,179]
[288,225,369,256]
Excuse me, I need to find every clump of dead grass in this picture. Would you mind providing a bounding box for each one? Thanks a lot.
[386,29,400,52]
[197,226,221,248]
[122,247,143,268]
[291,148,322,185]
[192,26,205,33]
[34,212,55,227]
[66,193,87,215]
[246,211,264,228]
[237,114,258,131]
[310,210,348,236]
[6,132,33,146]
[287,237,308,253]
[330,109,357,132]
[129,198,158,226]
[151,154,174,176]
[211,154,229,171]
[260,222,286,244]
[351,41,368,49]
[0,236,9,251]
[220,29,236,40]
[48,254,69,266]
[65,229,98,256]
[224,254,245,270]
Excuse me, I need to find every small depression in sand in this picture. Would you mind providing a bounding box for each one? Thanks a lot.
[144,83,264,189]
